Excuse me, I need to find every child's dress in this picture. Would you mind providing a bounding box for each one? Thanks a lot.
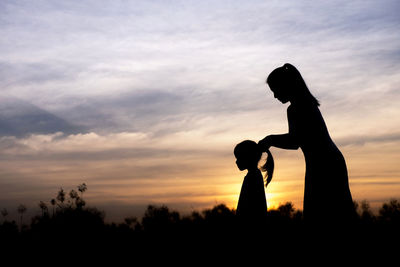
[236,169,267,225]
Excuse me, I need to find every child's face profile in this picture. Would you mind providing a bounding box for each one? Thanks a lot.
[235,156,248,171]
[234,141,260,171]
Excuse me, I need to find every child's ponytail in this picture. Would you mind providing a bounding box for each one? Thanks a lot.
[260,149,274,187]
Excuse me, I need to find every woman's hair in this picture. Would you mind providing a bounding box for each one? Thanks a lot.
[266,63,320,106]
[234,140,274,187]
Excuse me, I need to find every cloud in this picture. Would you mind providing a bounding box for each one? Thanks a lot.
[50,90,186,134]
[336,132,400,147]
[2,0,399,126]
[1,0,400,221]
[0,96,86,137]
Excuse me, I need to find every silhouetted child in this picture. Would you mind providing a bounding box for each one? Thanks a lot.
[234,140,274,229]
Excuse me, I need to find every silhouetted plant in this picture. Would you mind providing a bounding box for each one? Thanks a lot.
[78,183,87,199]
[76,198,86,209]
[202,204,236,222]
[17,204,27,230]
[56,188,66,207]
[292,210,303,222]
[379,199,400,224]
[180,211,204,233]
[359,200,374,223]
[50,199,56,217]
[2,183,400,250]
[69,189,81,208]
[1,208,9,222]
[38,201,48,217]
[66,185,87,209]
[0,220,18,240]
[69,189,79,200]
[141,205,180,234]
[202,204,236,235]
[277,202,295,217]
[267,202,301,227]
[124,216,138,229]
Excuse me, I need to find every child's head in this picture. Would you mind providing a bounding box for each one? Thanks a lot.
[234,140,275,187]
[234,140,262,171]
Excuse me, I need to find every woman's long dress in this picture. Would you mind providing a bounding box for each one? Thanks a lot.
[287,103,355,224]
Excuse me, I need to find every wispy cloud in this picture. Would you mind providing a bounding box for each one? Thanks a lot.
[336,132,400,147]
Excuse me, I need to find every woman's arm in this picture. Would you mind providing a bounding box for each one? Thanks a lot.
[258,134,299,150]
[259,105,302,151]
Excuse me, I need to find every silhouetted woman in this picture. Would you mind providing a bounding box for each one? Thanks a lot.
[259,63,355,225]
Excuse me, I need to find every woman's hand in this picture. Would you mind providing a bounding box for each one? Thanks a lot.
[258,136,272,151]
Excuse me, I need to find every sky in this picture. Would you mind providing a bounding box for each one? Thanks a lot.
[0,0,399,222]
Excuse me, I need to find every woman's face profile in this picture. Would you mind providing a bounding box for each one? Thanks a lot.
[269,84,290,104]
